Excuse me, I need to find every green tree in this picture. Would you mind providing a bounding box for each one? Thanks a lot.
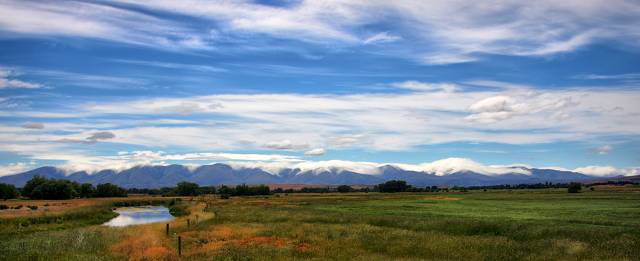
[568,182,582,193]
[0,183,19,200]
[235,184,250,195]
[78,183,95,198]
[377,180,410,193]
[174,181,200,196]
[30,180,77,200]
[337,185,352,193]
[22,175,47,198]
[95,183,127,197]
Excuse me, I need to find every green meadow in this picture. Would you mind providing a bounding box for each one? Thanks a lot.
[1,187,639,260]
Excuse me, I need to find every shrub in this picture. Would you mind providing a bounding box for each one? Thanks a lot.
[27,205,38,210]
[568,182,582,193]
[13,205,23,209]
[0,204,8,210]
[0,183,19,200]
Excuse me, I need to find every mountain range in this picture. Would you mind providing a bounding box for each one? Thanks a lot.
[0,164,608,188]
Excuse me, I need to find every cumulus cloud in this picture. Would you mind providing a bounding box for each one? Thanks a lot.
[21,122,44,129]
[304,148,326,156]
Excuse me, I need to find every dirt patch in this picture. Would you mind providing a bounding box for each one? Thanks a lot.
[423,197,464,201]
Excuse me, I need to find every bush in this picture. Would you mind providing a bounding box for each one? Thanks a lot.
[27,205,38,210]
[568,182,582,193]
[13,205,23,209]
[0,183,19,200]
[0,204,8,210]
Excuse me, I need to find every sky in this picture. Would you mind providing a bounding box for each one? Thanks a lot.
[0,0,639,177]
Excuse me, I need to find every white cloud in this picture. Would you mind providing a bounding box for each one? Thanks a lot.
[394,158,531,176]
[0,0,208,51]
[3,1,637,62]
[2,81,638,153]
[0,68,41,89]
[264,139,309,150]
[573,166,639,177]
[304,148,326,156]
[392,81,458,92]
[111,59,228,73]
[594,145,613,155]
[363,32,401,44]
[574,166,621,177]
[0,162,36,177]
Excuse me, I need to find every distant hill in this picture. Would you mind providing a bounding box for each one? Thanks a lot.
[0,163,602,188]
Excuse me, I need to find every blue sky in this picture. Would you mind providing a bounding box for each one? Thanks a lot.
[0,0,639,177]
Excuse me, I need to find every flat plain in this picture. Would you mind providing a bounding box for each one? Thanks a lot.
[1,187,639,260]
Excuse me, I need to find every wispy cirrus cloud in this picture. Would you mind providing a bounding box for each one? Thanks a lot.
[2,1,638,63]
[0,68,41,89]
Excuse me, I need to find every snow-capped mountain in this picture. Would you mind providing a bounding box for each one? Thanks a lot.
[0,163,604,188]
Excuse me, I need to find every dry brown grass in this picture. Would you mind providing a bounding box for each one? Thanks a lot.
[111,225,175,261]
[109,201,216,260]
[0,195,175,219]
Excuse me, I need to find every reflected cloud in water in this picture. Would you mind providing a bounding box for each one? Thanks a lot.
[103,206,174,227]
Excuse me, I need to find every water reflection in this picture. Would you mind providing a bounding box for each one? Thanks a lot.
[103,206,174,227]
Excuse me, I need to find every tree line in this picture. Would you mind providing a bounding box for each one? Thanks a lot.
[0,176,127,200]
[2,178,595,200]
[127,182,271,197]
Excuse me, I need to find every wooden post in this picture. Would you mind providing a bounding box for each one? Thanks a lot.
[187,218,190,227]
[178,236,182,256]
[166,223,169,235]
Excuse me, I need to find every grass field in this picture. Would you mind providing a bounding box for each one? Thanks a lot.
[1,187,639,260]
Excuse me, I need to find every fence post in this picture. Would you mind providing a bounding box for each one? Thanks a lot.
[178,236,182,256]
[187,218,190,227]
[166,223,169,235]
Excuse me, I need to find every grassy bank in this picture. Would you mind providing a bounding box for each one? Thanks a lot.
[0,196,195,261]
